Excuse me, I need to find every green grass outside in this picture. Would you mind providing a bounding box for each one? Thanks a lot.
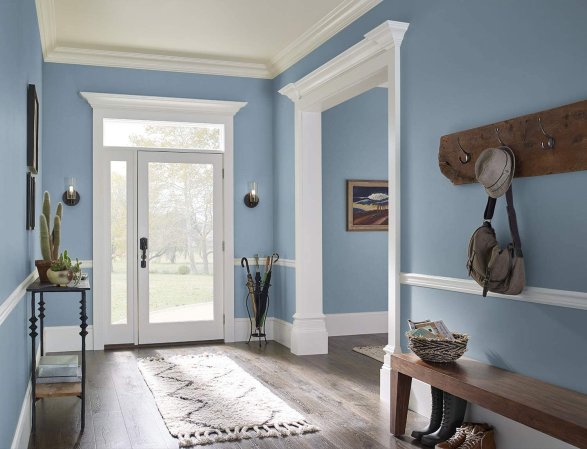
[111,261,213,324]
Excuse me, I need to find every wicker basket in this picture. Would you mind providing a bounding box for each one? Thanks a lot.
[407,332,469,363]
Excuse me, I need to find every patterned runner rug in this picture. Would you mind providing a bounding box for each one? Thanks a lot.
[352,345,385,363]
[138,354,319,447]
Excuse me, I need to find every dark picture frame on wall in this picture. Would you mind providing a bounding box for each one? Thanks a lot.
[26,172,36,230]
[27,84,39,174]
[346,180,389,231]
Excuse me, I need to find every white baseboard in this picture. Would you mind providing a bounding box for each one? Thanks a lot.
[326,311,387,336]
[390,373,574,449]
[44,311,381,353]
[11,381,32,449]
[234,318,253,342]
[290,314,329,355]
[272,318,292,347]
[235,311,385,352]
[233,317,292,348]
[379,362,391,402]
[43,325,94,353]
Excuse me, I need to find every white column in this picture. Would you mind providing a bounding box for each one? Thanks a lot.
[381,43,403,402]
[290,109,329,355]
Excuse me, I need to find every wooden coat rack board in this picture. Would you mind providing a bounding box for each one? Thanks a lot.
[439,99,587,185]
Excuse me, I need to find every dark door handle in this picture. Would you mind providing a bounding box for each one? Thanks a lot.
[140,237,148,268]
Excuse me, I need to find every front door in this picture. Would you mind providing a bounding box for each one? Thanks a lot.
[136,151,224,344]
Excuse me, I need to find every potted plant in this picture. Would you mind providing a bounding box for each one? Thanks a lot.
[35,192,62,282]
[47,250,82,287]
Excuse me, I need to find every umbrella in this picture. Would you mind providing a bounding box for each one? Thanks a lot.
[257,253,278,328]
[241,257,256,318]
[254,254,262,326]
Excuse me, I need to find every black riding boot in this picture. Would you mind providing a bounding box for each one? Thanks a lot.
[410,386,443,440]
[421,392,467,447]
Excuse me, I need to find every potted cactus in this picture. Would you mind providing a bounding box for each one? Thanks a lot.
[47,250,81,287]
[35,192,62,282]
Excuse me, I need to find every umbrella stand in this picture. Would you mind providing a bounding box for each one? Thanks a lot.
[242,253,278,347]
[245,289,269,347]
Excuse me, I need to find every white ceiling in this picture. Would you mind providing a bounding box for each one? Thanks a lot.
[38,0,382,78]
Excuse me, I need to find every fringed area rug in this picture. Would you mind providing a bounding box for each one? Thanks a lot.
[352,345,385,363]
[138,354,319,447]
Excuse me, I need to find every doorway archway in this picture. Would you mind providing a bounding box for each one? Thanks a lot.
[279,20,409,400]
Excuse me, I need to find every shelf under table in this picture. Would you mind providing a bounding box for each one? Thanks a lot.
[36,382,82,398]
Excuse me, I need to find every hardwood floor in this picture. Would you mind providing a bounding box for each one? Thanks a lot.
[29,334,429,449]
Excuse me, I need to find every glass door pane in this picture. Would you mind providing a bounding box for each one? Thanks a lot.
[111,161,128,325]
[147,162,214,323]
[103,151,134,346]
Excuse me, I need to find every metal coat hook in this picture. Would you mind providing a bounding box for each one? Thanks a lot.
[495,127,506,146]
[457,137,472,164]
[538,117,555,150]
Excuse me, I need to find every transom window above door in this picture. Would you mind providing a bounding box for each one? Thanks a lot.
[103,118,225,151]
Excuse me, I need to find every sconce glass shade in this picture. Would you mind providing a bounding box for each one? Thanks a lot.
[65,177,76,200]
[244,181,259,208]
[63,176,80,206]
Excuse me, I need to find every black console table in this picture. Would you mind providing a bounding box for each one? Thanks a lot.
[26,279,91,433]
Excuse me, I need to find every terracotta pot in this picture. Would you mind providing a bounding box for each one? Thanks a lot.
[46,268,73,287]
[35,260,53,283]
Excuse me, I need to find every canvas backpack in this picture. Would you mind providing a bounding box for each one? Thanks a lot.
[467,186,525,297]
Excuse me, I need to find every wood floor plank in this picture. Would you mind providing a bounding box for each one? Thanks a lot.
[93,411,132,449]
[31,335,426,449]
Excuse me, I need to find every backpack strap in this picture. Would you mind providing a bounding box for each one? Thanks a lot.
[505,186,523,256]
[483,196,497,221]
[482,186,523,256]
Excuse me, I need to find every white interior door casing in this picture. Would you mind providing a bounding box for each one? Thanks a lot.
[83,93,246,349]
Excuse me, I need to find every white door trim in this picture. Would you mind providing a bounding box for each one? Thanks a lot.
[279,20,409,359]
[81,92,246,349]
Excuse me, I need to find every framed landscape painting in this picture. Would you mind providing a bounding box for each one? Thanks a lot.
[346,180,388,231]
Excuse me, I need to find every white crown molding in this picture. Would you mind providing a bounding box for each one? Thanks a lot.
[36,1,381,79]
[0,270,37,328]
[400,272,587,311]
[279,20,409,102]
[46,46,272,79]
[268,0,382,77]
[35,0,56,59]
[80,92,247,115]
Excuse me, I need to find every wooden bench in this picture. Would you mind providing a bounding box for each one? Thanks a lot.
[390,354,587,448]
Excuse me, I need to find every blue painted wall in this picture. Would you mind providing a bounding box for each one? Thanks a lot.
[0,0,42,301]
[42,63,275,324]
[0,0,43,446]
[273,0,587,393]
[322,88,388,314]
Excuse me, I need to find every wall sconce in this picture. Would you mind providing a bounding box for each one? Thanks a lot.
[63,177,80,206]
[244,181,259,208]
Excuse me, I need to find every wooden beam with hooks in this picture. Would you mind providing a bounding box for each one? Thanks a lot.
[438,99,587,185]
